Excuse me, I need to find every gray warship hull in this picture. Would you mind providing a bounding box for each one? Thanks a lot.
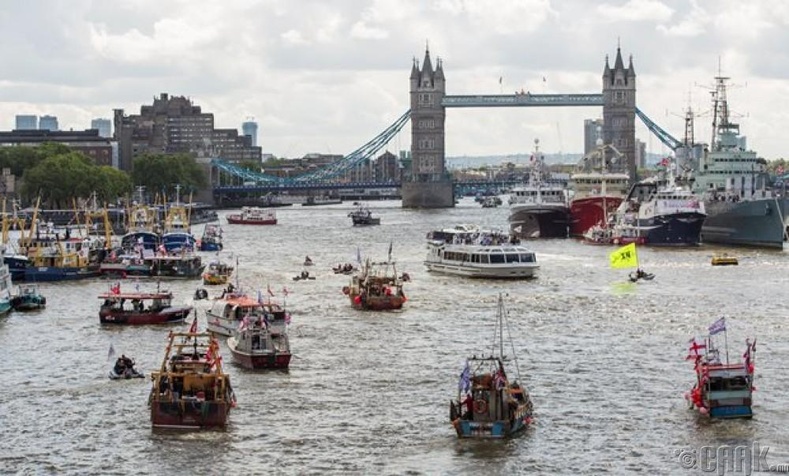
[700,198,785,248]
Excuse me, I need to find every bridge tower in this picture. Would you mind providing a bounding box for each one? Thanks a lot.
[402,47,455,208]
[602,47,637,180]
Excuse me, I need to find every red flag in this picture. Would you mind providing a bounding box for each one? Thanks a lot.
[267,284,274,297]
[189,317,198,333]
[282,287,289,297]
[110,282,121,295]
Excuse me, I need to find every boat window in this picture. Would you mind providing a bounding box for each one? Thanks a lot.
[479,254,489,264]
[490,254,505,264]
[471,254,479,263]
[505,254,519,263]
[520,253,534,263]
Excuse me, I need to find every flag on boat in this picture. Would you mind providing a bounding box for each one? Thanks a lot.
[609,243,638,269]
[257,289,263,304]
[267,284,274,297]
[285,312,292,325]
[388,241,393,261]
[189,315,198,333]
[708,317,726,335]
[239,314,250,332]
[282,287,289,297]
[458,362,471,393]
[356,246,362,265]
[110,282,121,295]
[107,343,115,362]
[743,338,756,373]
[686,338,706,360]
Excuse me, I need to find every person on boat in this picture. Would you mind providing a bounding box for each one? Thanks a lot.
[462,393,474,420]
[301,270,309,279]
[114,357,127,374]
[304,256,313,265]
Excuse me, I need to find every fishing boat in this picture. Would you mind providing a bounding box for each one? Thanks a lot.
[425,225,539,279]
[198,224,223,252]
[608,159,706,246]
[711,253,739,266]
[0,264,13,316]
[508,139,570,238]
[679,76,785,248]
[685,317,755,419]
[569,139,630,237]
[226,305,292,369]
[609,242,654,282]
[148,330,236,429]
[98,285,193,325]
[161,193,197,253]
[202,259,233,285]
[99,251,152,278]
[342,254,407,311]
[149,254,205,279]
[348,203,380,226]
[449,294,534,438]
[206,291,267,337]
[11,283,46,311]
[227,207,277,225]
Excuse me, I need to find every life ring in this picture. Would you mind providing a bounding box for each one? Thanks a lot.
[473,399,487,414]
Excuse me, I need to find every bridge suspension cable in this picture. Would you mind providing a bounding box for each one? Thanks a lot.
[635,107,682,151]
[212,109,411,184]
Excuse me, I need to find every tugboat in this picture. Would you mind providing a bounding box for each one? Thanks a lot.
[148,330,236,429]
[449,294,534,438]
[342,253,406,311]
[685,317,756,419]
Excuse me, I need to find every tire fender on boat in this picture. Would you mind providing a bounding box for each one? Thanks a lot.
[342,286,350,295]
[473,399,488,414]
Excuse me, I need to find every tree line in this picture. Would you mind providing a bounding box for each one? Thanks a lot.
[0,144,206,208]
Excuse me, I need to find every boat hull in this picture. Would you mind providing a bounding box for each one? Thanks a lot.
[701,198,784,248]
[349,294,405,311]
[150,401,230,430]
[228,347,292,370]
[614,213,705,246]
[569,196,623,237]
[198,242,222,252]
[226,216,277,225]
[424,261,539,279]
[509,206,569,238]
[11,296,46,311]
[0,299,11,316]
[453,417,530,439]
[23,266,101,282]
[99,307,192,325]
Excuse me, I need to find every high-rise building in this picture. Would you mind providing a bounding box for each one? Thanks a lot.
[91,118,112,138]
[583,118,604,155]
[242,120,258,147]
[39,115,59,131]
[15,115,37,130]
[113,93,261,171]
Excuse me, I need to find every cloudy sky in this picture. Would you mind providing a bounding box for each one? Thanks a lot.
[2,0,789,160]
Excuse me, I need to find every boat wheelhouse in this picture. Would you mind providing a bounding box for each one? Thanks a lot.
[206,292,266,337]
[425,225,539,279]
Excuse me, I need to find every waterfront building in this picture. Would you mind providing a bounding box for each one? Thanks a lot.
[91,118,112,138]
[113,93,261,171]
[242,120,258,147]
[15,115,37,130]
[375,151,400,182]
[39,115,59,131]
[0,129,113,166]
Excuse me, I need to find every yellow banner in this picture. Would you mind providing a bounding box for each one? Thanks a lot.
[609,243,638,269]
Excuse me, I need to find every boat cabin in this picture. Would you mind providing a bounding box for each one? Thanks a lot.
[99,292,173,312]
[208,295,265,321]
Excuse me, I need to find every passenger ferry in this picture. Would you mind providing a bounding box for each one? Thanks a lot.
[425,225,539,279]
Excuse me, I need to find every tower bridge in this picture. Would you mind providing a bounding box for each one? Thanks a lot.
[212,46,681,207]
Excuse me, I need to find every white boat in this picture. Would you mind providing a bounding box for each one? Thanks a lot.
[424,225,539,279]
[508,139,569,238]
[205,291,267,337]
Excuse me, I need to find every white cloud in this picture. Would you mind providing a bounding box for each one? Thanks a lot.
[597,0,674,22]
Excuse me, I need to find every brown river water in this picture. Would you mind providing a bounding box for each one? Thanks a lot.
[2,198,788,475]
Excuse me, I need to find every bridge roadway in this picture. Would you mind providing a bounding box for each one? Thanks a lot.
[213,179,530,195]
[442,93,603,108]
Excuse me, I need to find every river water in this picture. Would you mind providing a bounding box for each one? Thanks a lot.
[2,198,788,475]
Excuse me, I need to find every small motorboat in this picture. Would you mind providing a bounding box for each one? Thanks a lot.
[711,254,738,266]
[292,271,316,281]
[303,256,314,267]
[11,284,47,311]
[332,263,356,275]
[108,355,145,380]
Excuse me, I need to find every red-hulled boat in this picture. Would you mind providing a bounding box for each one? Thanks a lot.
[149,331,236,430]
[98,287,192,325]
[226,206,277,225]
[342,258,407,311]
[568,143,630,237]
[227,307,292,369]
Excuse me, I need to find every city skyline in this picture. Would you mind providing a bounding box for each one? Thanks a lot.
[1,1,788,160]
